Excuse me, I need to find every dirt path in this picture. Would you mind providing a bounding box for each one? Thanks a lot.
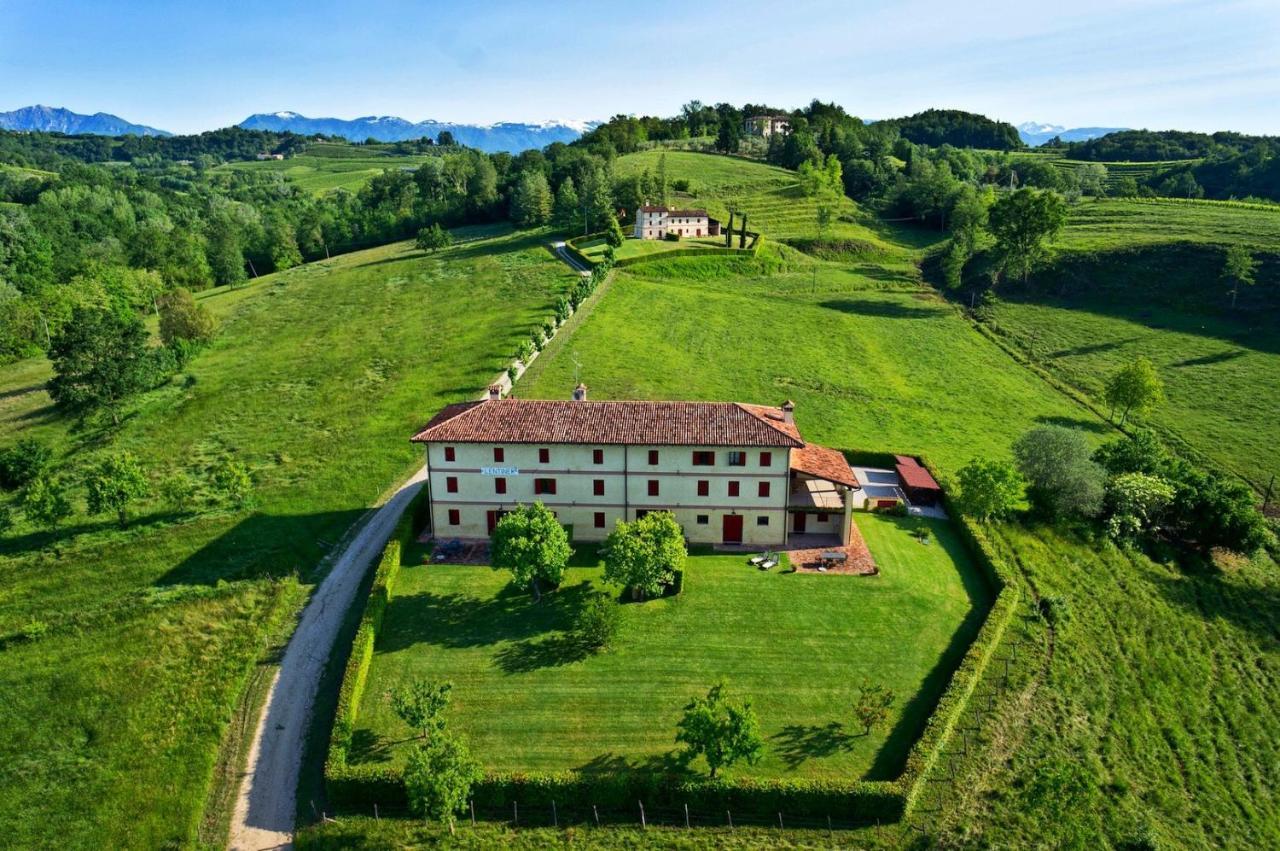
[227,465,429,850]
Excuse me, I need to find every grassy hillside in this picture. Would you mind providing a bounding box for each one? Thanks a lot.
[1058,197,1280,251]
[219,142,435,194]
[0,226,574,848]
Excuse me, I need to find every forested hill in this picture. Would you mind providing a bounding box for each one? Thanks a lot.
[882,109,1023,150]
[1062,128,1276,161]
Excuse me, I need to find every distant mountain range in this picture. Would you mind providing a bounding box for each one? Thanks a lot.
[0,104,170,137]
[239,112,597,152]
[1017,122,1128,147]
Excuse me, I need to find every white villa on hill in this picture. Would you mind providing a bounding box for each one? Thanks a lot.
[743,115,790,137]
[411,386,861,548]
[634,206,721,240]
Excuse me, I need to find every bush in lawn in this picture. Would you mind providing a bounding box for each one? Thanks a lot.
[573,592,621,652]
[159,470,198,514]
[956,458,1024,521]
[1105,472,1175,542]
[20,473,73,531]
[853,679,896,735]
[211,458,253,508]
[391,678,453,741]
[415,223,452,253]
[1013,425,1105,520]
[602,510,686,600]
[490,502,573,600]
[675,682,764,779]
[404,729,482,829]
[515,339,535,363]
[84,452,150,528]
[0,438,52,490]
[664,230,681,242]
[157,287,218,347]
[605,215,625,248]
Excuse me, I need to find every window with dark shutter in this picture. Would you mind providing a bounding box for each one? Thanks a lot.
[493,447,504,463]
[448,509,460,525]
[593,448,604,464]
[697,480,709,497]
[757,516,769,526]
[593,479,605,496]
[648,449,659,465]
[728,481,740,497]
[534,478,556,495]
[648,480,659,496]
[728,451,746,467]
[692,451,715,466]
[495,478,506,495]
[444,446,456,462]
[760,451,772,466]
[446,476,458,493]
[594,512,605,528]
[758,482,770,498]
[538,448,550,464]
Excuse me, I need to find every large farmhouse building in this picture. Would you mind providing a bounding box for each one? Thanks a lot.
[634,206,721,240]
[743,115,790,138]
[411,387,860,548]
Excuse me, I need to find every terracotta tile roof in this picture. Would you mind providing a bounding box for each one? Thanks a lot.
[411,400,804,447]
[638,206,708,217]
[790,443,859,488]
[896,461,941,491]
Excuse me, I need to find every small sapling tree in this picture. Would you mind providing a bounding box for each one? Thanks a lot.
[1104,356,1164,426]
[20,473,73,532]
[490,502,572,600]
[391,678,454,741]
[853,679,896,735]
[415,223,452,253]
[675,682,764,779]
[84,452,150,528]
[0,438,52,490]
[1223,244,1257,310]
[573,592,621,652]
[212,459,253,508]
[403,729,482,832]
[956,459,1024,521]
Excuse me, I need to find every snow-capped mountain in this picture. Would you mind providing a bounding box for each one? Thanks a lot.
[1017,121,1127,147]
[0,104,170,136]
[238,112,598,152]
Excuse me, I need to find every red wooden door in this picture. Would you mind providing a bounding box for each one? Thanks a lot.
[486,510,506,535]
[722,514,744,544]
[793,512,807,533]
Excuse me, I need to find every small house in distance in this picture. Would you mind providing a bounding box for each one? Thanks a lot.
[255,152,285,160]
[743,115,790,138]
[634,206,721,240]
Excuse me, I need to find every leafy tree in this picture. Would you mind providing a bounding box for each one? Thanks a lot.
[48,306,153,424]
[1222,244,1258,309]
[1103,356,1164,425]
[552,177,581,231]
[1077,163,1108,196]
[988,188,1068,283]
[715,114,741,154]
[853,679,896,735]
[1172,467,1268,555]
[956,459,1024,521]
[415,223,452,253]
[510,170,552,228]
[654,154,668,206]
[1093,429,1170,477]
[404,730,482,829]
[0,438,52,490]
[1013,426,1105,519]
[158,287,218,347]
[490,502,573,599]
[602,511,686,600]
[84,452,150,528]
[20,473,73,531]
[573,593,621,651]
[1105,472,1176,542]
[211,458,253,508]
[675,682,764,779]
[391,678,454,741]
[205,213,247,288]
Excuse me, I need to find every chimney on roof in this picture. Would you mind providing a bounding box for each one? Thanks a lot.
[781,400,795,424]
[572,382,588,402]
[487,384,503,401]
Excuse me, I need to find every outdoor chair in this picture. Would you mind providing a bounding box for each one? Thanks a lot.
[748,554,766,566]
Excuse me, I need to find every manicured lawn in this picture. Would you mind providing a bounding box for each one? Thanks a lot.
[0,226,575,848]
[578,234,729,263]
[352,513,990,781]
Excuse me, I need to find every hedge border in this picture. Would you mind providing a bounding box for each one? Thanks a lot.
[565,231,764,270]
[324,456,1020,827]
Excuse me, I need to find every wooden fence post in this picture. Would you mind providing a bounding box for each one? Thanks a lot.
[639,800,646,829]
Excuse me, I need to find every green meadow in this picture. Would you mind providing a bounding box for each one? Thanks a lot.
[219,142,435,194]
[0,226,575,848]
[352,515,989,781]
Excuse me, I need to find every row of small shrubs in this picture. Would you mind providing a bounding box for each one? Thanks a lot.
[613,242,762,269]
[512,255,613,372]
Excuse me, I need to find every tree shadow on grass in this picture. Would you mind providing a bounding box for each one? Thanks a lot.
[771,721,857,770]
[818,298,943,319]
[1033,414,1113,434]
[1171,349,1247,368]
[577,749,693,778]
[376,581,593,653]
[1150,564,1280,650]
[493,632,590,674]
[1044,337,1143,360]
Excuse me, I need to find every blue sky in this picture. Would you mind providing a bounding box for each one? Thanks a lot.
[1,0,1277,134]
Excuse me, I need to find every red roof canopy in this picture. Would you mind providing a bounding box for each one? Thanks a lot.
[896,461,941,491]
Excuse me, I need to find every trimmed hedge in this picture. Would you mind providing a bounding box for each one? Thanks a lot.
[325,458,1020,826]
[325,490,424,787]
[613,241,761,269]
